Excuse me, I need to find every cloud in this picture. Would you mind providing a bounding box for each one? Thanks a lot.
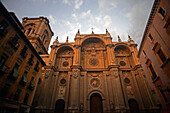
[49,14,57,24]
[30,0,47,3]
[62,0,85,9]
[98,0,117,9]
[126,0,154,45]
[80,10,91,18]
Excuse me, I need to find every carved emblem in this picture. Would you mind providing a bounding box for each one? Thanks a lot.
[73,70,79,78]
[89,58,99,66]
[63,62,69,67]
[113,71,119,78]
[90,78,100,88]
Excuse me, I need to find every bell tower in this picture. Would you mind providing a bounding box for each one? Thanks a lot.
[22,16,54,54]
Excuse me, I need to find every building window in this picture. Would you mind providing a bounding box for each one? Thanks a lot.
[8,63,19,80]
[20,71,27,85]
[13,88,21,101]
[148,34,153,41]
[0,54,8,74]
[28,54,34,65]
[146,59,158,81]
[164,17,170,34]
[158,7,166,18]
[149,64,157,80]
[153,42,167,65]
[157,49,166,63]
[27,28,32,35]
[28,77,35,90]
[34,61,39,71]
[143,50,147,57]
[23,93,29,104]
[157,85,168,102]
[8,35,20,49]
[20,46,28,58]
[0,84,11,97]
[0,19,8,37]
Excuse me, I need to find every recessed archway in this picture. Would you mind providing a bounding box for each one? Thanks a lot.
[90,93,103,113]
[55,99,65,113]
[128,99,140,113]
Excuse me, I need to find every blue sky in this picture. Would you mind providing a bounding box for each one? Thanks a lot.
[1,0,154,52]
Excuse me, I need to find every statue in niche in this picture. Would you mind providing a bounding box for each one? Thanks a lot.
[127,86,134,96]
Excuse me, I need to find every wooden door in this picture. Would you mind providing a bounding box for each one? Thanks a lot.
[55,99,65,113]
[128,99,140,113]
[90,93,103,113]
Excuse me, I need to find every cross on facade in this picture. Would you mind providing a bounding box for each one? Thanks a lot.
[91,27,94,33]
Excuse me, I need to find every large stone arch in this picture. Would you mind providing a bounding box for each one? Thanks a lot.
[87,90,105,100]
[114,44,131,56]
[54,45,74,68]
[80,35,106,46]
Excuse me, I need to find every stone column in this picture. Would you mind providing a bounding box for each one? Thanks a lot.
[131,71,144,109]
[110,67,125,111]
[65,71,72,110]
[50,72,59,109]
[106,44,116,65]
[69,66,81,112]
[104,73,110,111]
[73,45,81,65]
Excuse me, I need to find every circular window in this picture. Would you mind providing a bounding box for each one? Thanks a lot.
[89,58,99,66]
[124,78,130,84]
[63,62,69,67]
[60,79,66,84]
[120,61,126,66]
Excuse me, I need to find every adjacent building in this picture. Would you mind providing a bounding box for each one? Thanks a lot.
[0,2,46,113]
[32,29,160,113]
[138,0,170,112]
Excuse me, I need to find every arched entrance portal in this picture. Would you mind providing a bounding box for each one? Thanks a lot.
[90,93,103,113]
[128,99,140,113]
[55,99,65,113]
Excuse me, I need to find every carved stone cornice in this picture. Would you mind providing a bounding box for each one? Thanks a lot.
[132,64,142,71]
[73,45,81,49]
[44,66,56,70]
[71,65,82,70]
[106,44,114,48]
[108,65,119,70]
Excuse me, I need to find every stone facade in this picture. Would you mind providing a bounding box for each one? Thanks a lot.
[138,0,170,112]
[33,30,160,113]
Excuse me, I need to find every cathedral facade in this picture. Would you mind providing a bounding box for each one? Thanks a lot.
[32,30,160,113]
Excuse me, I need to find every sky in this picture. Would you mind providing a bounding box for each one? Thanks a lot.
[1,0,154,52]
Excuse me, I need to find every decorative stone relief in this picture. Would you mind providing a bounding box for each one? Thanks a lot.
[127,86,134,97]
[73,70,79,79]
[45,70,51,79]
[89,58,99,66]
[90,78,100,88]
[113,71,119,78]
[58,86,65,98]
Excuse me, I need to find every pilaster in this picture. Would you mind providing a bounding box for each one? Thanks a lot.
[109,67,125,111]
[69,66,81,112]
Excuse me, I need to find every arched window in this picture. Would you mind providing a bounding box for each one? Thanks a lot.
[27,28,32,35]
